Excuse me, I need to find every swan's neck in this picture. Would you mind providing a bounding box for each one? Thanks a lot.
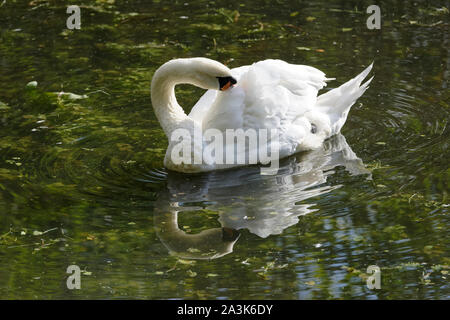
[151,62,193,137]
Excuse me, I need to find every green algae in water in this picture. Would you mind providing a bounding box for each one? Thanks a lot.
[0,0,449,299]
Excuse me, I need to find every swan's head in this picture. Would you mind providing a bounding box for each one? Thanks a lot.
[296,107,356,151]
[297,111,333,150]
[154,57,237,91]
[161,226,241,260]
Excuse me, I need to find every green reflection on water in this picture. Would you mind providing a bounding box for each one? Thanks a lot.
[0,0,448,299]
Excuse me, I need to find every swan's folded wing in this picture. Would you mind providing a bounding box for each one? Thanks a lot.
[239,59,331,129]
[195,60,332,153]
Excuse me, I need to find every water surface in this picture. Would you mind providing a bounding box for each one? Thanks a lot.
[0,0,448,299]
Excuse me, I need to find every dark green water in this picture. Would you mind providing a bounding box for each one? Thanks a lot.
[0,0,448,299]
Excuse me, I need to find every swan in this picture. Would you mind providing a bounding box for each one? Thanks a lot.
[151,57,373,173]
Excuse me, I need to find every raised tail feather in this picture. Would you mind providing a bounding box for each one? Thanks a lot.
[316,62,374,135]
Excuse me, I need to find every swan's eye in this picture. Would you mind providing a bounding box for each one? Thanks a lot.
[217,76,237,91]
[310,123,317,134]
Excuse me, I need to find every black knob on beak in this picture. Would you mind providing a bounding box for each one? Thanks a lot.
[218,76,237,91]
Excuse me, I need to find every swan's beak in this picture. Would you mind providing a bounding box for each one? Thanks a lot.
[218,76,237,91]
[222,227,240,241]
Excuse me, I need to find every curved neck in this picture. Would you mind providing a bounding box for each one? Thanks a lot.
[151,60,195,137]
[151,58,232,137]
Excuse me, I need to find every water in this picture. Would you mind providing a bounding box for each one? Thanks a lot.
[0,0,448,299]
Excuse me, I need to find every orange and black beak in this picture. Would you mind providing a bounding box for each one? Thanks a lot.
[218,76,237,91]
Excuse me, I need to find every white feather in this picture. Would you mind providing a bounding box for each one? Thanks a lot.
[151,58,374,173]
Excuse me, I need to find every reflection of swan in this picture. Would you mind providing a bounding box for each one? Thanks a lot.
[154,209,240,260]
[151,58,373,173]
[153,134,369,259]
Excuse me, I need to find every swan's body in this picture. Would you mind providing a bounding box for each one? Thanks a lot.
[151,58,373,173]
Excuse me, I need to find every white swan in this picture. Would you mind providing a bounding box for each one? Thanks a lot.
[151,57,373,173]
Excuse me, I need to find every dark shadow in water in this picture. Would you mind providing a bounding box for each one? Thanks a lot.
[154,134,370,259]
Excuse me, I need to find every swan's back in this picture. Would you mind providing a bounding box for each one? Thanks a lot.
[189,59,333,157]
[190,60,330,130]
[185,59,372,168]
